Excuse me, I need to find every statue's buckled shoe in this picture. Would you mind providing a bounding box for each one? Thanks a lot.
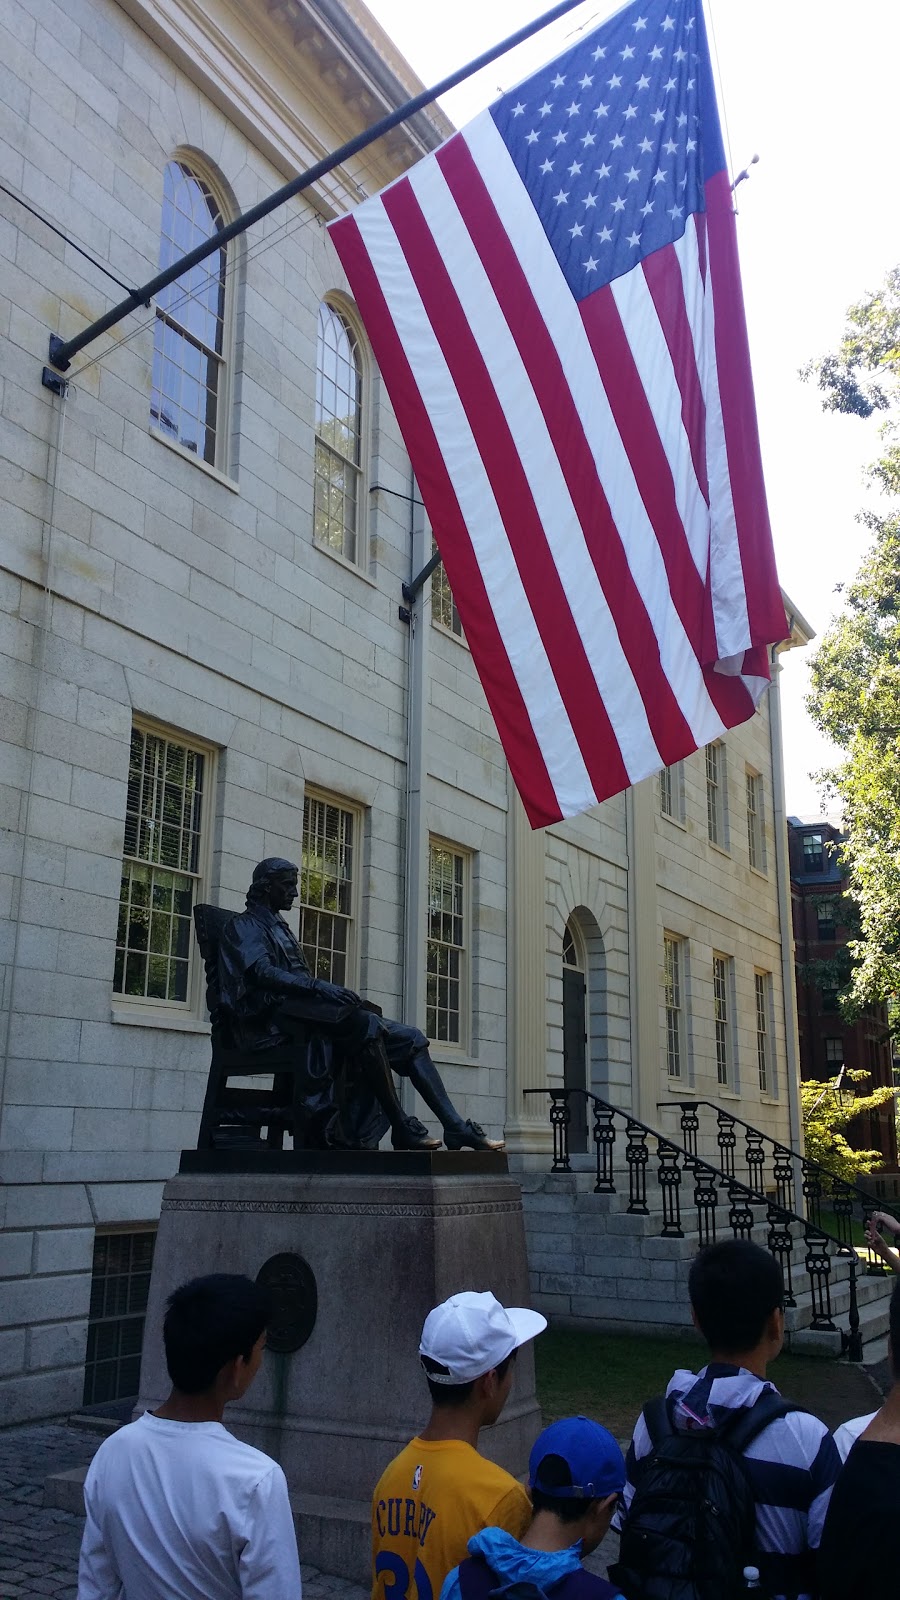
[443,1120,505,1153]
[392,1115,441,1151]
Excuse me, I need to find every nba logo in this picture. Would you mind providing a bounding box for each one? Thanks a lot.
[413,1465,422,1490]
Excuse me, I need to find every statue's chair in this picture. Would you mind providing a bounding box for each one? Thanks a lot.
[193,903,320,1151]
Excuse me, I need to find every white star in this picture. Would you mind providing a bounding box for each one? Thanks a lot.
[583,255,599,271]
[553,129,568,145]
[661,13,676,29]
[568,221,584,237]
[551,73,566,88]
[581,131,596,147]
[607,73,622,88]
[625,164,641,182]
[635,74,651,90]
[593,102,610,118]
[539,158,554,174]
[539,101,552,117]
[597,224,613,242]
[553,188,569,205]
[620,44,635,60]
[676,111,688,127]
[664,76,677,93]
[579,73,593,89]
[632,13,648,28]
[652,166,667,185]
[668,203,684,219]
[592,44,607,60]
[686,14,695,28]
[640,199,654,216]
[582,193,598,209]
[664,138,678,154]
[610,132,625,148]
[651,107,665,124]
[686,78,695,91]
[594,161,611,178]
[638,136,653,153]
[679,174,688,188]
[568,158,583,176]
[511,102,526,117]
[673,46,687,62]
[566,100,581,117]
[525,129,539,144]
[627,230,642,246]
[685,137,697,153]
[623,102,638,119]
[611,194,627,212]
[649,43,663,60]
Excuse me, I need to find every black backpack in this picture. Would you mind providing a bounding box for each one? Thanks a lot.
[609,1389,798,1600]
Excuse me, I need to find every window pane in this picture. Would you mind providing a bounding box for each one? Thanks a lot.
[426,845,466,1044]
[151,162,226,465]
[83,1231,156,1406]
[664,935,683,1079]
[314,304,363,562]
[299,796,355,984]
[431,540,463,637]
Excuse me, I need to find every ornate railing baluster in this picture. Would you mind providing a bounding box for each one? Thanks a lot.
[767,1202,796,1308]
[804,1226,836,1329]
[773,1144,795,1215]
[679,1102,699,1172]
[745,1127,766,1196]
[592,1101,616,1194]
[831,1182,855,1254]
[801,1160,824,1236]
[549,1092,571,1172]
[693,1162,718,1248]
[862,1203,889,1276]
[716,1111,737,1189]
[625,1119,649,1214]
[846,1259,862,1362]
[728,1183,755,1240]
[657,1141,683,1238]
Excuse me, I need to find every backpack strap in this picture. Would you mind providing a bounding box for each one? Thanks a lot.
[641,1393,676,1449]
[718,1390,799,1455]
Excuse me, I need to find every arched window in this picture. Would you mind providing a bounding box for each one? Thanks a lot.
[314,301,364,564]
[150,160,228,468]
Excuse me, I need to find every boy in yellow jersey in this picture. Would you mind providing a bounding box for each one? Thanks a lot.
[372,1291,547,1600]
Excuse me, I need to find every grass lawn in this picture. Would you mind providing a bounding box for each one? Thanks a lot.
[534,1326,881,1440]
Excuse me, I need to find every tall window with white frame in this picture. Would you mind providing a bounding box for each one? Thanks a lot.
[706,742,726,846]
[659,765,673,819]
[298,795,356,985]
[755,971,772,1093]
[314,302,364,565]
[746,770,765,871]
[114,726,207,1006]
[431,539,463,637]
[426,843,467,1046]
[664,934,685,1080]
[151,160,228,468]
[713,954,731,1086]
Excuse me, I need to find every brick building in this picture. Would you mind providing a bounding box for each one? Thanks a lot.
[1,0,810,1424]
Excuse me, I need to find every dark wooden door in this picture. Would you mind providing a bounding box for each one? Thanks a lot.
[563,966,588,1153]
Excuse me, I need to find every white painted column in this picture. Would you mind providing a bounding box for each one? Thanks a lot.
[504,780,553,1152]
[625,775,660,1122]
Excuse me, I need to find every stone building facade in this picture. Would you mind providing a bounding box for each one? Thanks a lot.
[1,0,807,1424]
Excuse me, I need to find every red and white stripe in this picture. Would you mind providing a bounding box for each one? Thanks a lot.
[330,113,786,828]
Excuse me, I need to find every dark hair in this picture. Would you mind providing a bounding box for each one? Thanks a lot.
[883,1267,890,1382]
[422,1347,517,1407]
[246,858,297,905]
[530,1453,594,1524]
[163,1274,271,1394]
[891,1278,900,1381]
[688,1239,784,1354]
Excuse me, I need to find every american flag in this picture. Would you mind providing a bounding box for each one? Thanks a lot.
[329,0,787,828]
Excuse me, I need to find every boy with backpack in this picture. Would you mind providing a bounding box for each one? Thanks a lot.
[441,1416,626,1600]
[612,1239,840,1600]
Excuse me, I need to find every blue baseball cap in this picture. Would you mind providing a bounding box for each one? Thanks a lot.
[529,1416,626,1500]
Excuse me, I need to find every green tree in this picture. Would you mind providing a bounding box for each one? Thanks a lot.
[802,265,900,1007]
[801,1069,896,1185]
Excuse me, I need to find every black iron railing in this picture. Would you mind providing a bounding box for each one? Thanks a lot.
[657,1098,891,1276]
[524,1087,864,1361]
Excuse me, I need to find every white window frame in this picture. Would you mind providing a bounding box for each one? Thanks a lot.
[298,789,363,989]
[663,934,687,1081]
[713,953,734,1088]
[313,297,369,571]
[746,768,766,873]
[754,971,772,1094]
[426,839,470,1051]
[659,761,685,823]
[430,539,464,639]
[706,741,728,849]
[113,719,215,1020]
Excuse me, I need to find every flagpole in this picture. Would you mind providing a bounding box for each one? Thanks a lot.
[43,0,593,380]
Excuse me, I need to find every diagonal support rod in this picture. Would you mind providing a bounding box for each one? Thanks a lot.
[44,0,591,376]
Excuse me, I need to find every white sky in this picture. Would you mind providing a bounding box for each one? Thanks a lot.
[364,0,900,816]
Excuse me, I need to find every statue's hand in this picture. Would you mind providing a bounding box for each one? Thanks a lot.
[313,978,361,1009]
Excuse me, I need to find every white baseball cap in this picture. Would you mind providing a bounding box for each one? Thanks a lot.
[419,1291,547,1383]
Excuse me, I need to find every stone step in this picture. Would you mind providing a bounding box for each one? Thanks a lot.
[787,1290,892,1357]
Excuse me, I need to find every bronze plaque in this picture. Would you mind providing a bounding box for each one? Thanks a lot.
[256,1252,318,1355]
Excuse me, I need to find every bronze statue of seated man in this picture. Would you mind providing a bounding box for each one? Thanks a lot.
[217,858,503,1153]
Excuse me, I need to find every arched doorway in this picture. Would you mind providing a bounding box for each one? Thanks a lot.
[562,919,588,1153]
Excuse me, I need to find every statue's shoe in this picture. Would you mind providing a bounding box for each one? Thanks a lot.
[391,1115,442,1151]
[443,1120,505,1153]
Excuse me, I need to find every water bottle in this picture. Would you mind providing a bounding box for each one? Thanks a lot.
[743,1570,762,1592]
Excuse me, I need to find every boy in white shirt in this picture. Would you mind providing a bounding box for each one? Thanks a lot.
[77,1272,301,1600]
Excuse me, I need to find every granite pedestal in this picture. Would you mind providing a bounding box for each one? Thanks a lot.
[137,1152,543,1583]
